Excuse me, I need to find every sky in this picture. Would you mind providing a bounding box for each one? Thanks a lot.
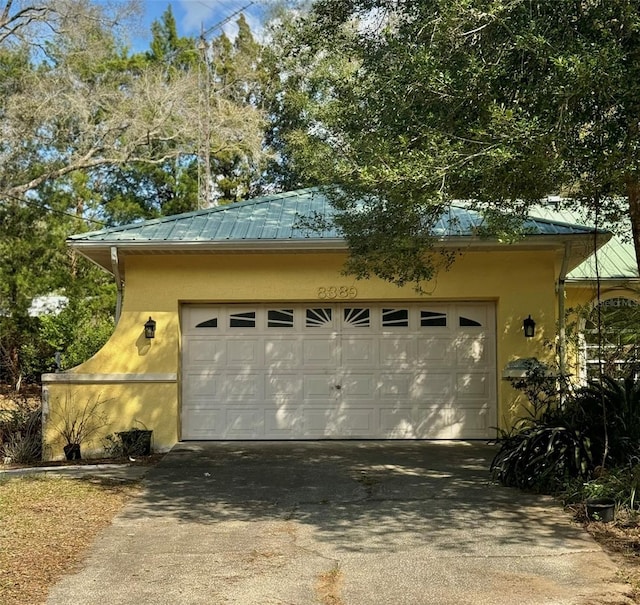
[134,0,267,48]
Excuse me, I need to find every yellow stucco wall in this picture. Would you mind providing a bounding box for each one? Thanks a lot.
[42,247,561,459]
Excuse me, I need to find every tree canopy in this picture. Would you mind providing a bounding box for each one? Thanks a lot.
[267,0,640,287]
[0,1,269,387]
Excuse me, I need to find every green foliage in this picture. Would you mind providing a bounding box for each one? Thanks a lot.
[564,466,640,510]
[267,0,640,286]
[492,371,640,493]
[491,405,593,493]
[572,376,640,468]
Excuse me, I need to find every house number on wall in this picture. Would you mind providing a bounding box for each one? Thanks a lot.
[317,286,358,299]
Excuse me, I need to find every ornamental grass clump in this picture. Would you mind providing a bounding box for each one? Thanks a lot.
[51,392,109,460]
[0,394,42,464]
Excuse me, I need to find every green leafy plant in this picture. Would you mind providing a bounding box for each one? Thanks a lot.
[493,367,640,493]
[563,465,640,511]
[101,433,124,458]
[491,422,592,492]
[570,376,640,468]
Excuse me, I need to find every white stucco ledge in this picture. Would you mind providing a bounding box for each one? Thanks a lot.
[41,373,177,384]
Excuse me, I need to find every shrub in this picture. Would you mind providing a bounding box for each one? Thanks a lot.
[0,395,42,464]
[570,376,640,468]
[491,413,592,492]
[563,465,640,510]
[492,369,640,493]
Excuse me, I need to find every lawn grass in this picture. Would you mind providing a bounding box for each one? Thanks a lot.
[0,475,140,605]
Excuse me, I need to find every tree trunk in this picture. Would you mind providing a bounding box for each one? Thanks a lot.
[627,176,640,278]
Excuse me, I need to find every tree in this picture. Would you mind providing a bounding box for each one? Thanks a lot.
[202,13,269,204]
[0,1,268,386]
[267,0,640,288]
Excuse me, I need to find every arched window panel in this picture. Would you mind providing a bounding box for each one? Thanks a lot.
[229,311,256,328]
[268,309,294,328]
[382,308,409,327]
[584,297,640,380]
[421,311,447,327]
[306,308,332,327]
[195,318,218,328]
[344,307,370,328]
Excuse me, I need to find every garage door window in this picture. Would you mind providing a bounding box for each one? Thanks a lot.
[382,308,409,327]
[421,310,447,327]
[460,316,482,327]
[306,308,333,327]
[230,311,256,328]
[344,307,370,327]
[268,309,294,328]
[195,317,218,328]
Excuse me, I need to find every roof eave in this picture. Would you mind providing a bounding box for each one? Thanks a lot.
[70,231,605,276]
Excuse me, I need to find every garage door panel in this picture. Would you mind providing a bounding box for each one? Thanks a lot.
[183,371,221,398]
[181,303,497,440]
[341,337,377,366]
[226,339,263,367]
[303,406,375,436]
[411,372,455,400]
[182,407,223,439]
[265,407,303,435]
[224,374,263,401]
[379,406,447,438]
[264,338,302,367]
[455,336,494,366]
[380,405,488,439]
[416,337,455,365]
[341,373,377,399]
[456,372,491,398]
[185,339,225,366]
[379,374,411,398]
[302,337,337,366]
[303,375,336,400]
[379,338,417,367]
[224,408,264,436]
[266,374,303,398]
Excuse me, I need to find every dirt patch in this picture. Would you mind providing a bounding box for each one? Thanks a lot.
[581,510,640,601]
[316,565,344,605]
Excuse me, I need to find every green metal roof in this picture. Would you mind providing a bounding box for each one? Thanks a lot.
[69,188,615,280]
[528,205,638,281]
[71,187,599,244]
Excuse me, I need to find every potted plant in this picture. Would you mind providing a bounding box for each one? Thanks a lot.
[52,393,109,460]
[117,421,153,457]
[582,479,617,523]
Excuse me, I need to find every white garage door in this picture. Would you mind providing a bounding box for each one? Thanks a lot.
[181,302,497,440]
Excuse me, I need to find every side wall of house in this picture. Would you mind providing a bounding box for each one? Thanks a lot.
[42,248,559,459]
[565,283,640,382]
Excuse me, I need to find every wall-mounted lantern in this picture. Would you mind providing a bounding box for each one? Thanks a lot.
[144,316,157,339]
[523,315,536,338]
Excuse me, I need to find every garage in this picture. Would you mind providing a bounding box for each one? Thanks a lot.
[181,302,497,440]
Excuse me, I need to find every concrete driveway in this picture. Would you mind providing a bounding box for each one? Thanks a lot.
[47,442,633,605]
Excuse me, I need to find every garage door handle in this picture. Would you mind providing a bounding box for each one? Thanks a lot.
[334,384,342,390]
